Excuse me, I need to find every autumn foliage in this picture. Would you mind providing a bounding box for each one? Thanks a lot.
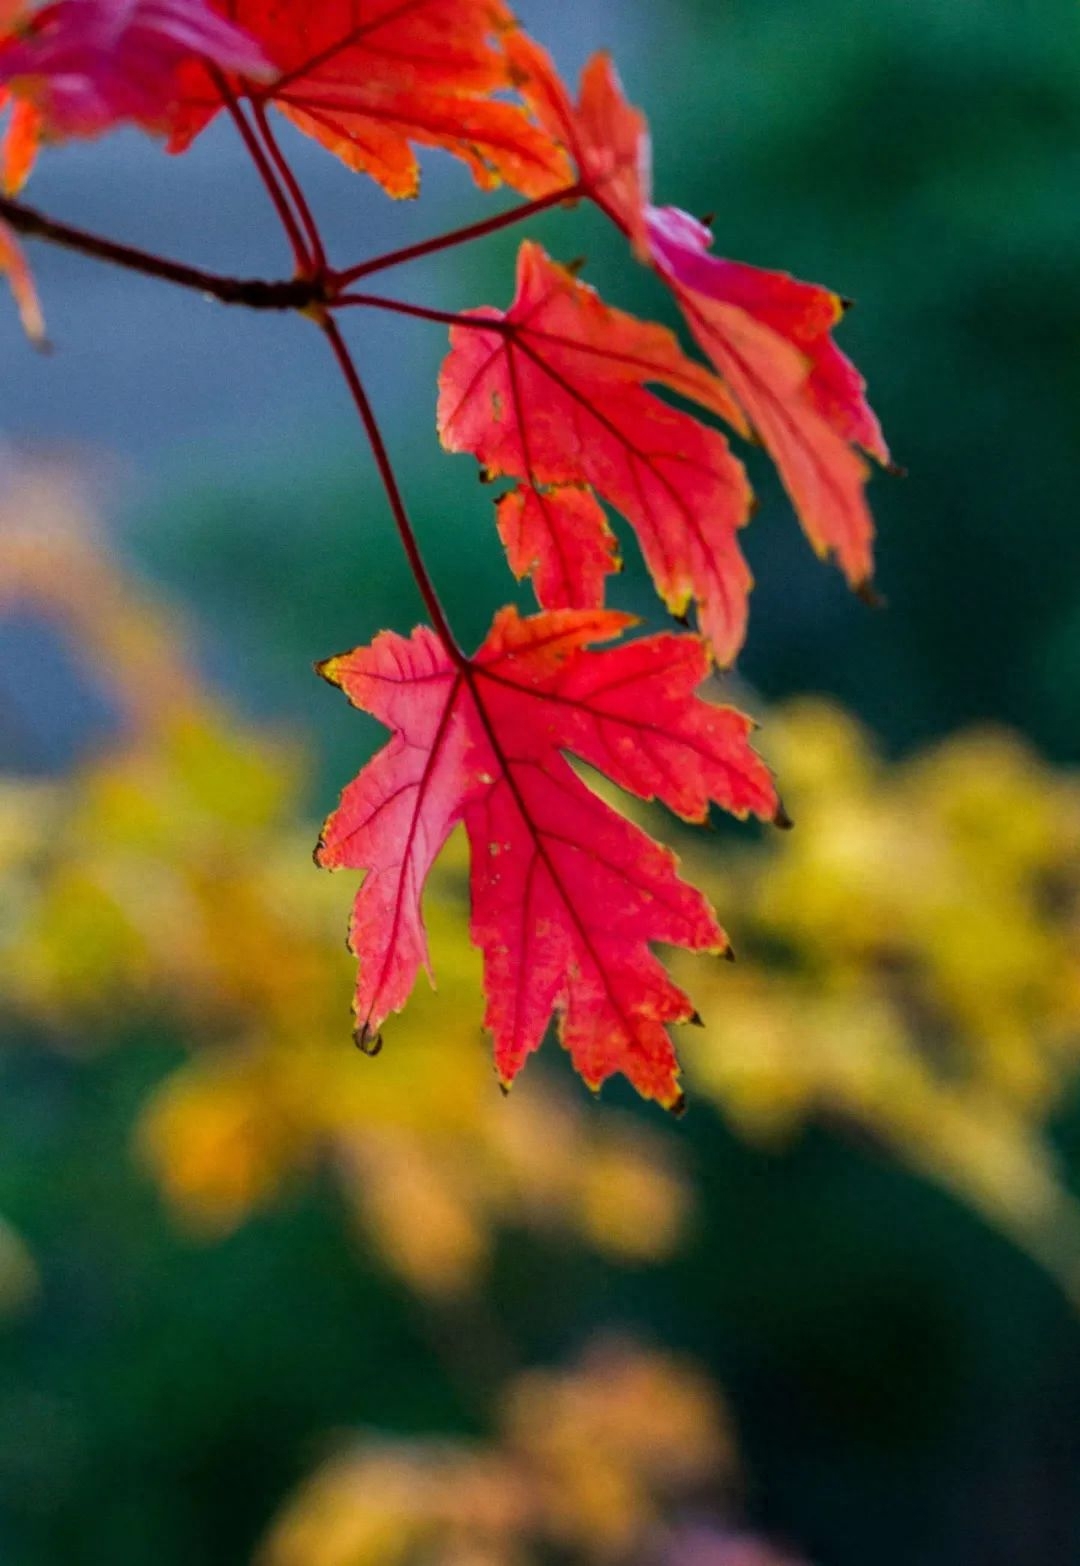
[0,0,890,1105]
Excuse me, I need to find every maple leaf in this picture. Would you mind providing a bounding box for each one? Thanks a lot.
[315,606,778,1107]
[169,0,571,200]
[438,241,754,667]
[507,35,890,592]
[647,208,889,587]
[506,30,648,254]
[0,0,269,172]
[654,224,889,466]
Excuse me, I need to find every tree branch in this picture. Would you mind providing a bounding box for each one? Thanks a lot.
[0,193,324,311]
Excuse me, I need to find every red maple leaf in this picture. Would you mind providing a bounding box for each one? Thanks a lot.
[507,34,890,592]
[438,241,754,667]
[315,606,778,1107]
[648,208,889,587]
[168,0,570,199]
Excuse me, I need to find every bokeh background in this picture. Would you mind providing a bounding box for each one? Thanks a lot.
[2,0,1080,1562]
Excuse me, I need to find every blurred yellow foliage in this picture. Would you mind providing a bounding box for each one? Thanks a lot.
[259,1338,735,1566]
[502,1338,736,1557]
[675,700,1080,1292]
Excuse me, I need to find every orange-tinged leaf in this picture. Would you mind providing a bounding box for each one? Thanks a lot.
[316,606,777,1106]
[170,1,571,199]
[0,212,44,343]
[0,91,42,190]
[438,241,753,666]
[506,31,649,255]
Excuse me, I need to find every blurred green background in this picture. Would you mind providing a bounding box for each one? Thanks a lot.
[2,1,1080,1563]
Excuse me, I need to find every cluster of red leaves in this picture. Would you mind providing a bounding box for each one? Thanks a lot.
[505,34,892,593]
[0,0,889,1106]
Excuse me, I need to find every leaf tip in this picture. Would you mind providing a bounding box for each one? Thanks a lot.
[314,654,345,686]
[773,799,795,831]
[353,1021,384,1057]
[855,578,887,611]
[688,1009,705,1028]
[668,1091,688,1120]
[722,942,737,964]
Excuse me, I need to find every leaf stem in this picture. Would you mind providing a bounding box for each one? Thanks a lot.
[334,183,582,286]
[212,68,312,274]
[0,193,321,309]
[251,100,328,273]
[334,292,501,332]
[321,316,465,663]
